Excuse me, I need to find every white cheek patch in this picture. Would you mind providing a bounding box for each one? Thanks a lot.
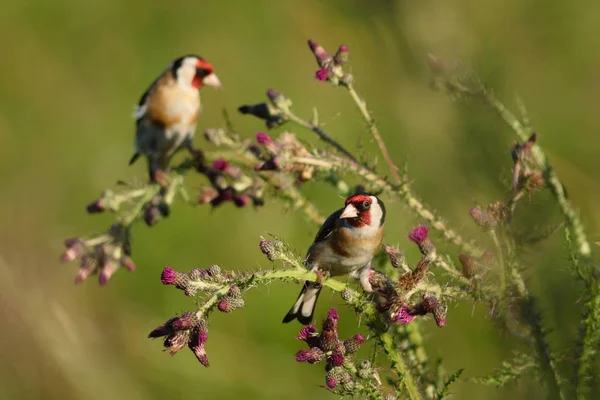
[369,196,383,227]
[133,104,147,119]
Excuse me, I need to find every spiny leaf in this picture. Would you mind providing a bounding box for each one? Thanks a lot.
[436,368,464,399]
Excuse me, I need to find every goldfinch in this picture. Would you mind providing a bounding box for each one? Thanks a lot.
[129,55,221,182]
[283,193,386,324]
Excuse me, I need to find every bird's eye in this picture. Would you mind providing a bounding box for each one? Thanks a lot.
[362,200,371,209]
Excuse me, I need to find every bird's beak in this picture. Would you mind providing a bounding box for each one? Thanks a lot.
[202,73,222,89]
[340,204,359,219]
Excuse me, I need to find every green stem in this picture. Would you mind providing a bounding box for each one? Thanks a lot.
[120,185,161,226]
[345,83,403,185]
[286,111,359,163]
[379,331,424,400]
[194,268,352,319]
[484,92,591,258]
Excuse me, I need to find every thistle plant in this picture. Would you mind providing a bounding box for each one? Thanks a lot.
[59,40,598,399]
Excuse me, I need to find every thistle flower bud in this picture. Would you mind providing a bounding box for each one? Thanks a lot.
[208,264,221,277]
[198,186,219,205]
[256,131,274,145]
[334,45,349,65]
[458,253,477,278]
[74,256,96,284]
[86,199,105,214]
[296,347,325,364]
[254,158,279,171]
[408,225,435,256]
[189,268,209,280]
[228,285,242,298]
[470,207,497,230]
[328,352,345,367]
[340,288,357,303]
[325,376,338,389]
[172,312,196,330]
[217,296,245,313]
[383,245,404,268]
[160,266,190,290]
[421,292,447,327]
[340,73,354,86]
[319,328,339,352]
[307,39,333,67]
[234,195,250,208]
[143,204,161,226]
[188,328,210,367]
[266,88,283,105]
[298,324,317,342]
[357,359,373,378]
[315,67,329,82]
[325,367,351,389]
[343,334,365,354]
[392,304,417,325]
[61,238,86,263]
[259,238,276,261]
[119,256,136,272]
[212,158,229,172]
[98,260,117,286]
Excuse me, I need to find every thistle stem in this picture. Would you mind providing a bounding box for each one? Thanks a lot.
[484,92,591,258]
[345,83,403,185]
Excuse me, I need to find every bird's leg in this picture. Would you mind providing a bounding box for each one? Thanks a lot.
[356,261,374,293]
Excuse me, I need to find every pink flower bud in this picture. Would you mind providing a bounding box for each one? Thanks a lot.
[307,39,333,67]
[298,324,317,341]
[255,132,273,145]
[234,195,249,208]
[86,200,105,214]
[328,352,345,367]
[315,67,329,81]
[334,45,349,65]
[212,158,229,171]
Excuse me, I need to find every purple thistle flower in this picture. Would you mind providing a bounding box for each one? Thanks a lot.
[394,305,417,325]
[212,158,229,171]
[327,308,339,321]
[315,67,329,81]
[161,266,177,285]
[343,334,365,354]
[409,225,428,244]
[298,324,317,341]
[172,313,195,330]
[329,352,345,367]
[256,132,273,145]
[234,195,250,208]
[326,376,338,389]
[217,299,231,312]
[295,349,310,362]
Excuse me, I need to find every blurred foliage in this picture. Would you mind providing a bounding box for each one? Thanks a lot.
[1,0,600,399]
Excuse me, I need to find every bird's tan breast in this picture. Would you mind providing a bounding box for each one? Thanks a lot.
[146,74,200,128]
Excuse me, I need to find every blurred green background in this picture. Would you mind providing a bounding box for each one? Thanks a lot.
[1,0,600,399]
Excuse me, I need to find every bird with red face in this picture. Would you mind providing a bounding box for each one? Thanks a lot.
[283,193,386,324]
[129,55,221,183]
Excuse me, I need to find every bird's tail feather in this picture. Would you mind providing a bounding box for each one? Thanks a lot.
[129,152,141,165]
[282,282,322,325]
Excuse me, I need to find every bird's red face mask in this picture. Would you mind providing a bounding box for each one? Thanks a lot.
[193,59,221,89]
[341,194,373,227]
